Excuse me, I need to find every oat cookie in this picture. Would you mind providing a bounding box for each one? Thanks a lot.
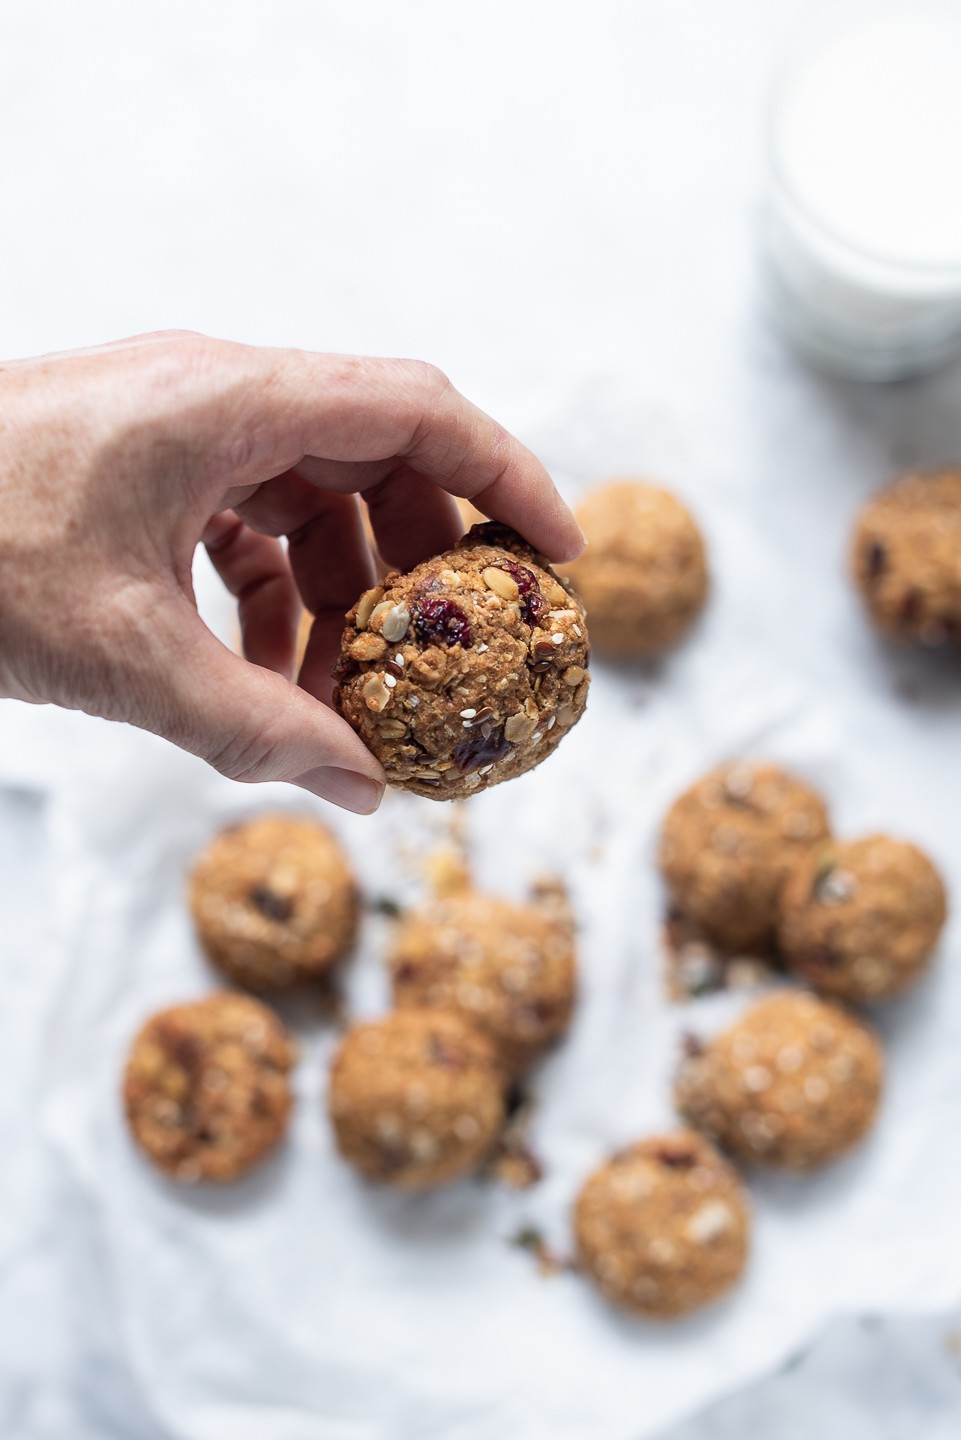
[675,991,883,1170]
[333,522,590,800]
[328,1009,507,1188]
[123,993,296,1182]
[574,1130,750,1318]
[562,480,708,656]
[189,815,358,990]
[852,470,961,646]
[778,834,947,1002]
[659,761,831,954]
[387,880,576,1072]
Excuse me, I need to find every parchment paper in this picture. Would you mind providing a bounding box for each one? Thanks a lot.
[3,380,961,1440]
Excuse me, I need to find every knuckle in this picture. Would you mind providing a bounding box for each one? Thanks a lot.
[408,358,451,400]
[151,327,207,346]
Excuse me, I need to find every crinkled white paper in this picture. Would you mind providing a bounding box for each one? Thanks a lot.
[3,381,961,1440]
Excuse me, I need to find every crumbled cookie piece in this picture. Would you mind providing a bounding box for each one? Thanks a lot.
[123,993,296,1182]
[659,761,831,953]
[189,815,358,990]
[333,522,590,799]
[574,1130,750,1318]
[778,834,947,1001]
[387,883,576,1072]
[328,1010,507,1189]
[675,991,883,1170]
[851,470,961,646]
[561,480,709,656]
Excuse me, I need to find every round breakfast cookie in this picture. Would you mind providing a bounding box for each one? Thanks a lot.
[562,481,709,656]
[674,991,883,1171]
[387,884,576,1072]
[778,834,947,1002]
[574,1130,750,1318]
[333,522,590,800]
[851,470,961,646]
[328,1009,507,1188]
[189,815,358,990]
[123,993,296,1183]
[659,761,831,953]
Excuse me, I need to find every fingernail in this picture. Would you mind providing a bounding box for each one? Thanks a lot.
[294,765,385,814]
[553,526,587,563]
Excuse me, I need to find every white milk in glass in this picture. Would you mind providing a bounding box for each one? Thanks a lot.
[763,10,961,379]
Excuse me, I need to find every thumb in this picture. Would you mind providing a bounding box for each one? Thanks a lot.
[138,610,385,814]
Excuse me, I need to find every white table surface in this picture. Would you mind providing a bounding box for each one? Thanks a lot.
[2,1,961,1436]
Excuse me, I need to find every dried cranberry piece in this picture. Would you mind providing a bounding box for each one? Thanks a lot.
[680,1031,706,1059]
[452,724,513,774]
[331,654,359,683]
[866,540,886,580]
[651,1141,697,1169]
[428,1034,465,1069]
[157,1026,203,1078]
[411,595,473,648]
[249,886,294,923]
[496,559,546,625]
[803,947,841,970]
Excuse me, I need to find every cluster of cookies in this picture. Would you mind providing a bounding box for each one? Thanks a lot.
[125,468,953,1327]
[660,759,947,1004]
[571,756,947,1320]
[124,815,578,1191]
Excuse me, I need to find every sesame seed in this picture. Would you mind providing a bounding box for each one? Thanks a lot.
[743,1064,772,1093]
[551,633,564,645]
[460,708,477,719]
[384,674,397,689]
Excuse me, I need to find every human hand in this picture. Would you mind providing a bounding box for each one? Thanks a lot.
[0,331,583,812]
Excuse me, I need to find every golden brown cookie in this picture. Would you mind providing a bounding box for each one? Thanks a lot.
[659,761,831,954]
[328,1009,507,1188]
[851,470,961,646]
[123,993,296,1183]
[778,834,947,1002]
[562,480,709,656]
[574,1130,750,1318]
[189,815,358,990]
[387,883,576,1072]
[675,991,883,1170]
[333,522,590,800]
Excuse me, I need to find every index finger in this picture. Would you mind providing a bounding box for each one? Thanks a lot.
[198,344,586,564]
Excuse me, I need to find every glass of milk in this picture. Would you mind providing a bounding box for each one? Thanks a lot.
[762,8,961,380]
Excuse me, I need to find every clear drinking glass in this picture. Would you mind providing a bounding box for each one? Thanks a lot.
[761,9,961,381]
